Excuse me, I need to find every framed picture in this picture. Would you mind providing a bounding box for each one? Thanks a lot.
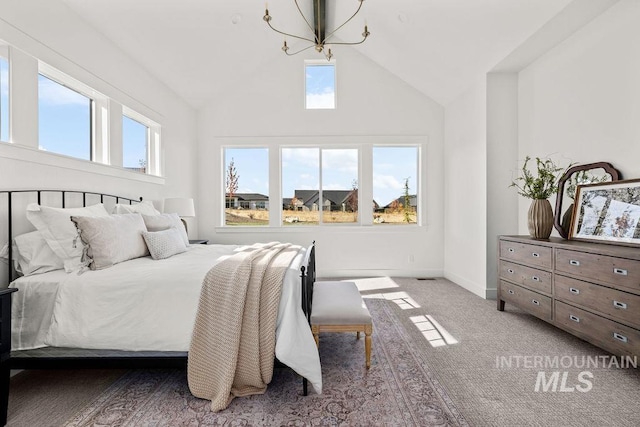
[569,178,640,246]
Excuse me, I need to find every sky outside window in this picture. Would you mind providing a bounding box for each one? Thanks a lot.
[38,74,91,160]
[0,57,9,142]
[224,147,269,226]
[122,115,148,172]
[305,64,335,109]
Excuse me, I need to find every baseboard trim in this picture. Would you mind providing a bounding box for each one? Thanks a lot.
[444,271,493,299]
[321,269,443,279]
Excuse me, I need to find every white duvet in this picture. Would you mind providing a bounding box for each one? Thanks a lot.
[10,244,322,393]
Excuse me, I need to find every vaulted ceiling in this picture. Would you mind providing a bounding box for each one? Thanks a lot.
[60,0,575,108]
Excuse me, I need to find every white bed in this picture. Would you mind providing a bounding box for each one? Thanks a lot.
[9,243,322,394]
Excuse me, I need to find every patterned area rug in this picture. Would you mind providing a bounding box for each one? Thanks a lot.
[64,299,468,426]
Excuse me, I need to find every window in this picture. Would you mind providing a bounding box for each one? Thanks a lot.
[282,148,319,225]
[38,74,92,160]
[224,147,269,226]
[373,146,418,225]
[281,147,358,225]
[305,62,335,109]
[0,54,8,142]
[122,115,149,173]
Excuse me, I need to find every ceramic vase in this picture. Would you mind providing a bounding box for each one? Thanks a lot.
[528,199,554,240]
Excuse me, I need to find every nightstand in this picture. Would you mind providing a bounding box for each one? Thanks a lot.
[1,288,17,427]
[189,239,209,245]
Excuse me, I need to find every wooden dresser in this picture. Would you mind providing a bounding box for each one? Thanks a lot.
[498,235,640,356]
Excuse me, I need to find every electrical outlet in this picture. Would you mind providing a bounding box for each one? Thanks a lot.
[408,254,415,263]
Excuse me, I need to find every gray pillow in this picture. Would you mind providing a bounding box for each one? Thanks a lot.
[71,213,149,270]
[142,213,189,246]
[142,228,188,260]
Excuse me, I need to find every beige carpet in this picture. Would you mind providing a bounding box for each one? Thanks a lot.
[7,277,640,426]
[355,277,640,427]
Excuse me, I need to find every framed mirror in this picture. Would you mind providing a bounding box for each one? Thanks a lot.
[554,162,621,238]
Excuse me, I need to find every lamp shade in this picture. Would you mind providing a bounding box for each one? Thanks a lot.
[163,198,195,217]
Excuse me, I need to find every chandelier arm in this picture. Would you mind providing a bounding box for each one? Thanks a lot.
[320,0,364,44]
[294,0,317,37]
[284,44,317,56]
[266,20,317,44]
[324,36,368,46]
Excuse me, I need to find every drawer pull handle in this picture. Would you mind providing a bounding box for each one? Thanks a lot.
[613,268,628,276]
[532,276,540,282]
[532,299,540,305]
[569,314,580,323]
[613,300,628,310]
[508,248,515,253]
[507,268,514,274]
[569,287,580,295]
[532,252,540,258]
[569,260,580,266]
[613,332,628,343]
[508,290,515,295]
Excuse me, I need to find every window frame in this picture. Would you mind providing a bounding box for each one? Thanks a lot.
[218,137,424,231]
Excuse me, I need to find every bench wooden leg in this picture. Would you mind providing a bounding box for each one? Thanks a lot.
[356,331,360,340]
[311,325,319,348]
[364,324,372,369]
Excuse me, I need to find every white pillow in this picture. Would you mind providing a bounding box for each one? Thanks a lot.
[13,231,64,276]
[113,200,161,216]
[142,228,187,260]
[70,213,149,270]
[26,203,110,273]
[142,213,189,246]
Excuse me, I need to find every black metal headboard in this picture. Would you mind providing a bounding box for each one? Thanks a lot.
[1,190,142,285]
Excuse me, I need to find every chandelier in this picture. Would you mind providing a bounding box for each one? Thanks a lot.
[263,0,370,61]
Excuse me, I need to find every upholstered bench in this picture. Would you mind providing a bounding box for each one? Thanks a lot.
[310,281,372,369]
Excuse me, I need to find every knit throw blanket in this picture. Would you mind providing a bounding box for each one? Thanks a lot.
[187,242,301,412]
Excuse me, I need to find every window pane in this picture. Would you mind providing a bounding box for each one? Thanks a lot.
[322,149,358,223]
[123,115,148,173]
[0,56,8,142]
[38,74,91,160]
[282,147,319,225]
[373,146,418,224]
[224,148,269,226]
[305,64,335,109]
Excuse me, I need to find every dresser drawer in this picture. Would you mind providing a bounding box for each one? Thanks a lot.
[499,261,552,295]
[555,301,640,356]
[500,280,552,321]
[500,241,552,269]
[555,275,640,329]
[556,249,640,293]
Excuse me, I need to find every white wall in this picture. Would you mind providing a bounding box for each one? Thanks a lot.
[517,0,640,232]
[486,73,519,299]
[197,50,445,278]
[443,78,488,298]
[0,0,198,236]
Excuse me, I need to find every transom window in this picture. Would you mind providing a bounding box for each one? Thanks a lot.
[38,74,92,160]
[0,51,8,143]
[305,62,335,109]
[122,115,149,173]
